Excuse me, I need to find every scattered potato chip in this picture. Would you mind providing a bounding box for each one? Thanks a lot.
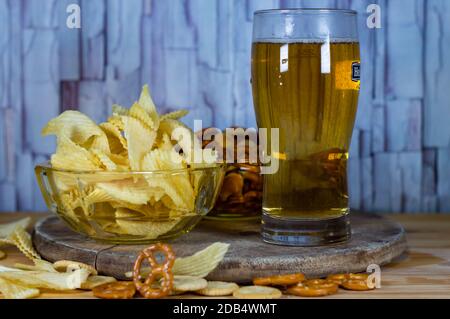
[14,260,57,273]
[125,242,229,279]
[0,238,13,246]
[7,226,41,261]
[80,276,117,290]
[0,217,31,238]
[0,278,40,299]
[13,264,42,272]
[172,243,229,278]
[172,276,207,292]
[196,281,239,296]
[0,269,90,290]
[233,286,282,299]
[0,265,22,273]
[53,260,98,276]
[0,250,5,260]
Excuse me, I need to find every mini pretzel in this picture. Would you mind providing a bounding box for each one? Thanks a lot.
[253,273,305,286]
[286,279,338,297]
[133,243,175,299]
[92,281,136,299]
[341,273,375,291]
[326,273,349,285]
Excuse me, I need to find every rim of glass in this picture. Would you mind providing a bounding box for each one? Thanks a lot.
[35,161,226,175]
[254,8,357,15]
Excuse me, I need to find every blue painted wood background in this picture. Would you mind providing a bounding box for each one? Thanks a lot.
[0,0,449,213]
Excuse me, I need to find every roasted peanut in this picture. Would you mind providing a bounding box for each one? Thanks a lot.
[219,173,244,202]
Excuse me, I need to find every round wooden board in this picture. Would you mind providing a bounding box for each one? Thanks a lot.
[33,214,407,283]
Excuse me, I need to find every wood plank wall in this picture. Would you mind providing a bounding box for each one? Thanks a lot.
[0,0,449,213]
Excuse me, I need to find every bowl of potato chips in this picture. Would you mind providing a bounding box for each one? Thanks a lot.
[35,85,225,244]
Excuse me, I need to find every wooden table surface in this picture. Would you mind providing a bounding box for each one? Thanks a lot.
[1,212,450,299]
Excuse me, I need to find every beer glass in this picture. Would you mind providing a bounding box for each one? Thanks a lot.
[251,9,360,246]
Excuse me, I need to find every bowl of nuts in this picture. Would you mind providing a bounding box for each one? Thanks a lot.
[198,128,263,220]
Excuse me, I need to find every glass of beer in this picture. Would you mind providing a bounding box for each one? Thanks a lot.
[251,9,360,246]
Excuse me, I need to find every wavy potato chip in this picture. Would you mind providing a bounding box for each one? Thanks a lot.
[112,104,129,116]
[60,189,82,211]
[172,242,229,278]
[115,208,178,237]
[51,135,101,171]
[50,171,78,192]
[109,153,129,167]
[90,149,118,171]
[14,260,57,273]
[110,201,173,219]
[129,102,156,130]
[156,133,175,151]
[107,114,125,131]
[0,269,90,290]
[96,178,152,205]
[123,116,156,171]
[138,84,160,129]
[160,109,189,121]
[83,187,115,205]
[142,149,195,210]
[0,278,40,299]
[7,226,41,261]
[99,122,128,154]
[42,110,109,154]
[0,217,31,238]
[0,238,13,246]
[0,265,21,273]
[125,242,229,279]
[85,135,111,155]
[0,250,5,260]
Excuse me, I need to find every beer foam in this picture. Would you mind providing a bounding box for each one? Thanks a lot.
[254,38,358,44]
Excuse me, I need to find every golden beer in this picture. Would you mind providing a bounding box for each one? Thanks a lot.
[251,41,360,220]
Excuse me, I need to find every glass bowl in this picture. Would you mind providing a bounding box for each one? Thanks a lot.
[35,162,225,244]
